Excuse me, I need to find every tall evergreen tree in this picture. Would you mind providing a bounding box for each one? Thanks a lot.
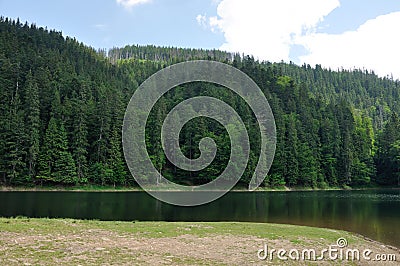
[4,82,26,184]
[24,71,40,181]
[68,80,89,184]
[376,113,400,185]
[37,117,77,184]
[284,113,299,186]
[107,126,127,187]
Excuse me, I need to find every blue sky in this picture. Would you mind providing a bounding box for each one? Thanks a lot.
[0,0,224,49]
[1,0,400,78]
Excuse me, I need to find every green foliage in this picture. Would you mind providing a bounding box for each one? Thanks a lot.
[37,117,77,184]
[375,113,400,185]
[4,82,26,184]
[24,71,40,181]
[0,17,399,188]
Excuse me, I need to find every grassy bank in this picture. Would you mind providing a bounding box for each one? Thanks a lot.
[0,218,398,265]
[0,184,391,192]
[0,184,142,192]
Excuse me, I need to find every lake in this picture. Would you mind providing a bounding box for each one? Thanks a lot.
[0,189,399,248]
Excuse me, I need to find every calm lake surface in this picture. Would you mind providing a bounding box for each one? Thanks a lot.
[1,189,399,248]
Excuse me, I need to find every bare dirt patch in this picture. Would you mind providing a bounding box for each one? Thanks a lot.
[0,220,398,265]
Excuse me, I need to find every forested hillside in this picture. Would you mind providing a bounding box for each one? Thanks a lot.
[1,18,399,188]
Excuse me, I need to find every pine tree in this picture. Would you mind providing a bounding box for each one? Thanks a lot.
[388,141,400,186]
[298,142,318,187]
[376,113,400,185]
[108,126,127,187]
[268,96,286,187]
[351,112,374,185]
[5,82,26,184]
[37,88,77,185]
[24,71,40,181]
[0,56,15,184]
[336,100,355,186]
[284,113,299,186]
[37,117,77,184]
[319,116,339,186]
[69,82,89,184]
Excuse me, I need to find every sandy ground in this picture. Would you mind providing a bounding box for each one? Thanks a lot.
[0,227,398,265]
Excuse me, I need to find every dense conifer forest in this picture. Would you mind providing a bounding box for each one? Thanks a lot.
[1,18,399,188]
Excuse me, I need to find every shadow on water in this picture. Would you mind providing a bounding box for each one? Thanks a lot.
[0,189,399,248]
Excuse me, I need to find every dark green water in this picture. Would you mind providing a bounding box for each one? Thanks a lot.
[0,189,399,248]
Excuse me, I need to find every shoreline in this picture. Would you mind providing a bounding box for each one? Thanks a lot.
[1,185,396,192]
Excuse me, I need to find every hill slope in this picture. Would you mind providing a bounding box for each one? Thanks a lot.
[0,18,399,188]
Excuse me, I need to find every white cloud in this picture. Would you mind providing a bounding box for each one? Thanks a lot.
[211,0,222,5]
[94,24,107,30]
[196,14,207,28]
[203,0,340,62]
[297,12,400,79]
[116,0,151,10]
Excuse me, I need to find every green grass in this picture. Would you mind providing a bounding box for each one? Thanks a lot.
[1,217,396,265]
[0,184,143,191]
[0,217,354,242]
[1,183,389,192]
